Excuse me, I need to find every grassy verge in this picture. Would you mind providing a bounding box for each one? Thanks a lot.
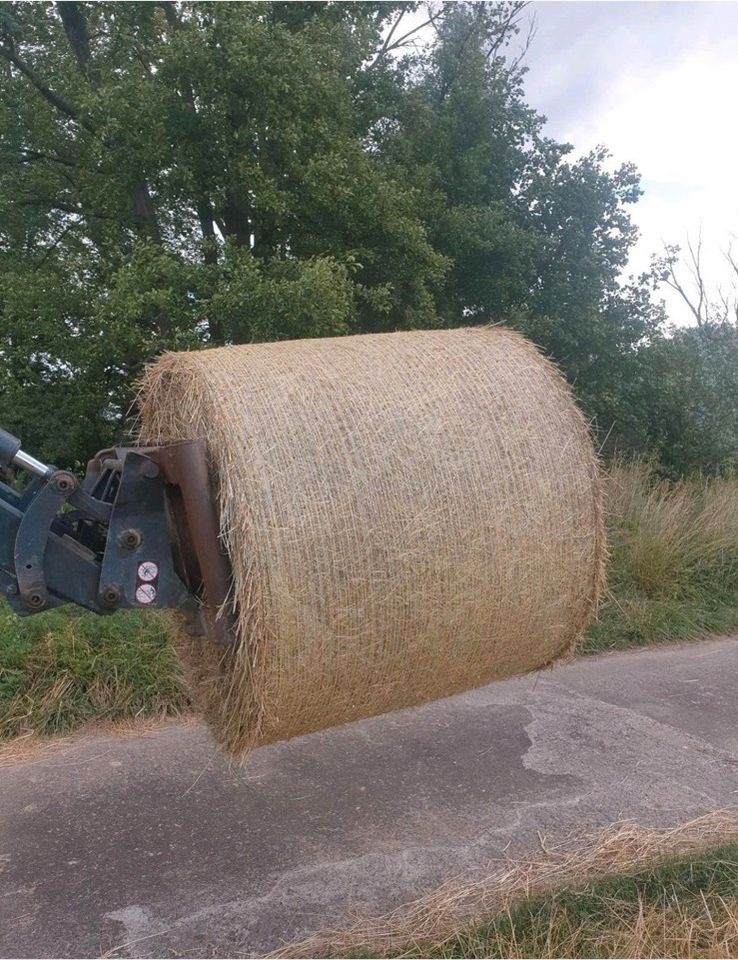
[272,814,738,959]
[0,603,188,739]
[2,461,738,741]
[409,843,738,959]
[582,460,738,653]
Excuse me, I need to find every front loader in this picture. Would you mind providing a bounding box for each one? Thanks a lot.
[0,428,234,643]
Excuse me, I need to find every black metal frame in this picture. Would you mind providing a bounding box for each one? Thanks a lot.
[0,472,107,614]
[0,431,236,643]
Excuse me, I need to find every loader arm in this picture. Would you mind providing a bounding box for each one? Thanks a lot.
[0,429,235,644]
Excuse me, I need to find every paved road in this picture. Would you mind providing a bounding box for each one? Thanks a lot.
[1,638,738,958]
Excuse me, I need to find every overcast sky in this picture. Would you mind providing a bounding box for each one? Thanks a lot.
[519,1,737,325]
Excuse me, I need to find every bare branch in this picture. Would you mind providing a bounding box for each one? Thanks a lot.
[662,236,706,327]
[385,10,444,53]
[367,3,445,69]
[508,8,536,71]
[725,240,738,282]
[685,231,706,325]
[372,7,406,63]
[662,230,738,327]
[723,241,738,323]
[485,1,526,61]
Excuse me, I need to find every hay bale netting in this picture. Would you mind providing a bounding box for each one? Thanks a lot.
[139,327,605,757]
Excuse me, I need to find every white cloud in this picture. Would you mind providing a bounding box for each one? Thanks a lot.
[523,1,737,324]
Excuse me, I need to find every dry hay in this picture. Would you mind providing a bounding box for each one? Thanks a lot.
[0,715,192,768]
[269,810,738,958]
[139,326,605,757]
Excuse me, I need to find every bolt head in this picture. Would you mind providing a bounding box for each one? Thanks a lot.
[99,584,121,609]
[52,471,76,494]
[119,529,142,551]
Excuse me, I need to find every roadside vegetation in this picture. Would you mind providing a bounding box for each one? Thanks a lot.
[2,460,737,741]
[0,604,187,740]
[405,843,738,959]
[583,460,738,653]
[3,3,738,481]
[271,814,738,959]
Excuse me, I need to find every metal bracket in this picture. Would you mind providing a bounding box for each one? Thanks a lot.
[97,451,192,613]
[14,470,77,611]
[151,441,236,644]
[84,440,236,642]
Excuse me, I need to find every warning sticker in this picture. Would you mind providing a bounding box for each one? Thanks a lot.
[137,561,159,582]
[135,583,157,605]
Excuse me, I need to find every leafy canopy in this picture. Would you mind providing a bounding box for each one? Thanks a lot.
[1,1,664,465]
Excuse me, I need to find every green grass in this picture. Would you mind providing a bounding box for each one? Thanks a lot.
[0,603,188,739]
[408,844,738,958]
[582,461,738,654]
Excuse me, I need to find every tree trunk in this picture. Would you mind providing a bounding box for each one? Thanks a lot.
[56,0,161,243]
[57,2,94,80]
[222,188,252,249]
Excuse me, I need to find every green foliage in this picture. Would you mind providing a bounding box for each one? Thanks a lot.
[0,1,667,465]
[374,5,665,429]
[627,323,738,476]
[582,461,738,653]
[0,603,188,738]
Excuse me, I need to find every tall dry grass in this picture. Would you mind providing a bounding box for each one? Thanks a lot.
[583,460,738,651]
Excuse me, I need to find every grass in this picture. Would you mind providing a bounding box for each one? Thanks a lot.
[274,814,738,959]
[0,603,188,740]
[582,460,738,653]
[409,844,738,959]
[1,461,738,741]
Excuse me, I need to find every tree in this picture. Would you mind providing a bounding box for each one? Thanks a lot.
[0,1,664,466]
[637,236,738,474]
[370,4,665,435]
[630,323,738,476]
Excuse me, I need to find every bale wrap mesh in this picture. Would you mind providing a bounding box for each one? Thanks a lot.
[139,327,605,757]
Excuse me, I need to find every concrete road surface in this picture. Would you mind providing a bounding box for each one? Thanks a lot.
[1,638,738,958]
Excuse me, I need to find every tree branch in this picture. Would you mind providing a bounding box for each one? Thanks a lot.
[17,196,115,219]
[663,254,705,327]
[0,41,95,133]
[34,221,78,271]
[437,6,486,103]
[367,3,445,69]
[507,6,535,71]
[660,230,738,327]
[157,0,218,265]
[2,147,77,168]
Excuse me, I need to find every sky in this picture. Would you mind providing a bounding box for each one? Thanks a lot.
[519,1,738,325]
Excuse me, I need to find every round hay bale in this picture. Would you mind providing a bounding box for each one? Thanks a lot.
[139,327,605,758]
